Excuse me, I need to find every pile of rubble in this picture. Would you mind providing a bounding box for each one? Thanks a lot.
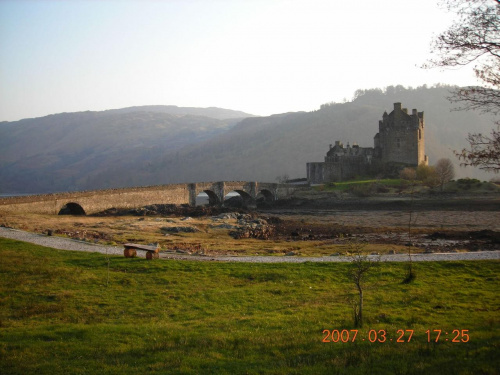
[94,204,236,217]
[209,213,276,240]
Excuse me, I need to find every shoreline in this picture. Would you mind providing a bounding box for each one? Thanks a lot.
[1,226,499,263]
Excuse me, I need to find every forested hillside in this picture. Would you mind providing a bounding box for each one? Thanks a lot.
[0,107,251,193]
[84,85,497,189]
[1,86,497,194]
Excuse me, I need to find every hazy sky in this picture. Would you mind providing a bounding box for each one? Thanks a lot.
[0,0,480,121]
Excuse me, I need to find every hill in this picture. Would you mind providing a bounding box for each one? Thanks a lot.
[103,105,254,120]
[0,106,253,193]
[84,85,499,189]
[1,86,498,193]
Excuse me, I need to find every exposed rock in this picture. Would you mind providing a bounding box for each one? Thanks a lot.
[251,219,268,225]
[210,223,239,230]
[160,226,199,233]
[229,224,275,240]
[237,214,253,221]
[212,213,238,220]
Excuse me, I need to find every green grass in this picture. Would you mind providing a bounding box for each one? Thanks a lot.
[0,238,499,374]
[319,179,402,192]
[445,180,500,193]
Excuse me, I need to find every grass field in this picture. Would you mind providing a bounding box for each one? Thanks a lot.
[0,237,499,374]
[318,179,403,192]
[315,178,500,195]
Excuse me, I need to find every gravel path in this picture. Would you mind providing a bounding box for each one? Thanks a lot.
[0,227,126,256]
[1,226,499,263]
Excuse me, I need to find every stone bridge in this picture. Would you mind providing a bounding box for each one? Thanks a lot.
[0,181,289,215]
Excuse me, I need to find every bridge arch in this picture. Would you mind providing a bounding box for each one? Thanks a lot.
[224,190,255,208]
[195,190,221,206]
[0,181,287,214]
[256,189,275,205]
[58,202,86,215]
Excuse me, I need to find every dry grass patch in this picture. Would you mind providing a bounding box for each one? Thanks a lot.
[1,204,498,257]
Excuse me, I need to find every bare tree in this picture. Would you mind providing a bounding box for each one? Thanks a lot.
[425,0,500,172]
[456,128,500,172]
[435,158,456,191]
[345,240,378,327]
[275,174,291,197]
[404,179,418,284]
[275,174,290,184]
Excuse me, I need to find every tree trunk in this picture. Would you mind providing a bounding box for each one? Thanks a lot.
[358,289,363,327]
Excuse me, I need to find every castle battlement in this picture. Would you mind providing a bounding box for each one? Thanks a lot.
[307,102,428,183]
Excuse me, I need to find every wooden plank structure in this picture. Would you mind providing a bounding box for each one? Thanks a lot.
[123,243,160,260]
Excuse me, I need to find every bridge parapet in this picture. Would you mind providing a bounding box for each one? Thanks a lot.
[188,181,279,206]
[0,181,286,215]
[0,184,191,215]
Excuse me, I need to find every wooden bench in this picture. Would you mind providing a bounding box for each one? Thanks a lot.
[123,243,160,260]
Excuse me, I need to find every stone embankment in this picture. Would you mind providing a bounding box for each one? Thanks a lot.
[1,226,499,263]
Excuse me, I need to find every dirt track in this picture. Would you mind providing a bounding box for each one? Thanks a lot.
[1,226,499,263]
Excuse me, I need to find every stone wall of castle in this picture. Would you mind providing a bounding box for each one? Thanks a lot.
[376,102,427,166]
[307,102,428,184]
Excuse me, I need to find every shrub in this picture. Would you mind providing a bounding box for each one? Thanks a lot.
[375,184,390,193]
[349,184,374,197]
[416,163,439,187]
[457,178,480,184]
[399,167,416,181]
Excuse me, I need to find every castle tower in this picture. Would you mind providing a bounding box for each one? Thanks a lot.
[374,102,428,166]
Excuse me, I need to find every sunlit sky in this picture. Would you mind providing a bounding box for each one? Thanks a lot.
[0,0,480,122]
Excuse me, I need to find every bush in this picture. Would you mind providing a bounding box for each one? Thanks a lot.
[416,163,439,188]
[485,183,496,191]
[457,178,481,185]
[349,184,374,197]
[399,167,416,181]
[375,184,390,193]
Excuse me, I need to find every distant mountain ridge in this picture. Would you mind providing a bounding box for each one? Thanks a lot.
[103,105,256,120]
[84,85,496,189]
[0,106,254,193]
[0,87,497,194]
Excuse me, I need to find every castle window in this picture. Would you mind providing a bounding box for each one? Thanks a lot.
[419,129,422,140]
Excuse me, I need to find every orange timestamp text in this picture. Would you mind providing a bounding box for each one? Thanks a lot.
[322,329,470,343]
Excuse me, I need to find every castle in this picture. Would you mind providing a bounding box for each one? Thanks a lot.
[307,102,428,183]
